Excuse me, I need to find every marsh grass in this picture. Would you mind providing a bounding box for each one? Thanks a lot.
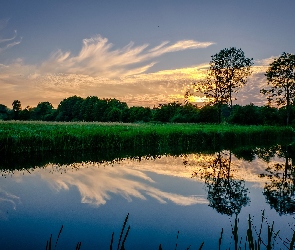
[110,213,131,250]
[0,121,293,155]
[217,211,295,250]
[45,212,295,249]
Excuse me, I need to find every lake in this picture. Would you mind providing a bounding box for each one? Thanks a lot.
[1,144,295,249]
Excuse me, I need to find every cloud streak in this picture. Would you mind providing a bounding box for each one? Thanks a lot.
[39,35,214,78]
[0,19,21,54]
[39,163,208,207]
[0,33,276,108]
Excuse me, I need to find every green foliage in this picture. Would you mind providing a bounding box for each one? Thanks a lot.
[261,52,295,125]
[32,102,55,121]
[259,105,280,125]
[106,107,122,122]
[153,102,182,122]
[128,106,152,122]
[198,105,219,123]
[228,104,262,125]
[3,94,295,125]
[170,103,199,123]
[56,95,84,121]
[0,104,9,120]
[0,122,293,155]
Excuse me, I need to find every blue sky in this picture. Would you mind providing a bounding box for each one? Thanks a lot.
[1,0,295,108]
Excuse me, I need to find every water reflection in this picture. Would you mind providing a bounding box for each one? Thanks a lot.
[0,188,20,219]
[192,151,250,216]
[259,145,295,215]
[2,161,208,207]
[2,144,295,217]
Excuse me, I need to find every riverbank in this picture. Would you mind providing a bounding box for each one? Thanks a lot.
[1,121,294,155]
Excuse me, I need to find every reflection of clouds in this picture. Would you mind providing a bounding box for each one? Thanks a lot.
[39,164,207,206]
[38,152,273,210]
[0,188,20,220]
[123,154,270,187]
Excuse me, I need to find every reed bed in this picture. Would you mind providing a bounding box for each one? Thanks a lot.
[0,121,294,155]
[45,212,295,249]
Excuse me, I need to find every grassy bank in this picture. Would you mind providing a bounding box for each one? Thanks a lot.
[0,121,294,155]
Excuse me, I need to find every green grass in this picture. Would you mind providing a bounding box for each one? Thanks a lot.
[0,121,294,154]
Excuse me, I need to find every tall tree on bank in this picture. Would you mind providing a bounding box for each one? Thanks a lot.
[12,100,22,120]
[199,47,253,122]
[261,52,295,126]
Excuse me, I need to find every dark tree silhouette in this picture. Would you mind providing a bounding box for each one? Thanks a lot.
[33,102,54,120]
[12,100,22,119]
[228,103,262,125]
[56,96,84,121]
[0,104,9,120]
[260,145,295,215]
[193,151,250,216]
[197,47,253,122]
[261,52,295,126]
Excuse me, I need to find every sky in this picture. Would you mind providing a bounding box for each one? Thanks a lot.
[0,0,295,109]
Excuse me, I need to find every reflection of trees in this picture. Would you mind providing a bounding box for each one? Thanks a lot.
[260,146,295,215]
[193,151,250,216]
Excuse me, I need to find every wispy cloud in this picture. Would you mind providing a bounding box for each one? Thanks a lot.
[0,34,276,108]
[0,19,22,54]
[39,35,214,78]
[0,35,214,107]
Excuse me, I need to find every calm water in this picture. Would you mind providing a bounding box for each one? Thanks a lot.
[1,145,295,249]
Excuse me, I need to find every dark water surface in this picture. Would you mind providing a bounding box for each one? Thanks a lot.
[1,145,295,249]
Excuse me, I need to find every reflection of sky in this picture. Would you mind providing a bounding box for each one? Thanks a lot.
[0,153,294,249]
[0,152,287,211]
[39,164,207,206]
[0,152,285,211]
[0,188,20,220]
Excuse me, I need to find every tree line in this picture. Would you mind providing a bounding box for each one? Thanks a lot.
[1,48,294,125]
[1,96,295,125]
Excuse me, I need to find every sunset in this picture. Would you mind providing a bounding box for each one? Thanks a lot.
[2,1,295,249]
[1,1,295,108]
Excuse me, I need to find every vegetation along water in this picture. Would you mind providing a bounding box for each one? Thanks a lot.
[1,121,294,155]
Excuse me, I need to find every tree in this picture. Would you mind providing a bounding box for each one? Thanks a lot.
[0,104,9,120]
[198,104,219,123]
[193,151,250,216]
[56,96,83,121]
[153,102,182,122]
[259,145,295,215]
[199,47,253,122]
[32,102,54,121]
[170,103,199,123]
[19,106,33,120]
[128,106,152,122]
[261,52,295,126]
[12,100,22,120]
[228,103,263,125]
[106,107,122,122]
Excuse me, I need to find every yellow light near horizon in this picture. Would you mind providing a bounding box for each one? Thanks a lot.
[188,95,210,103]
